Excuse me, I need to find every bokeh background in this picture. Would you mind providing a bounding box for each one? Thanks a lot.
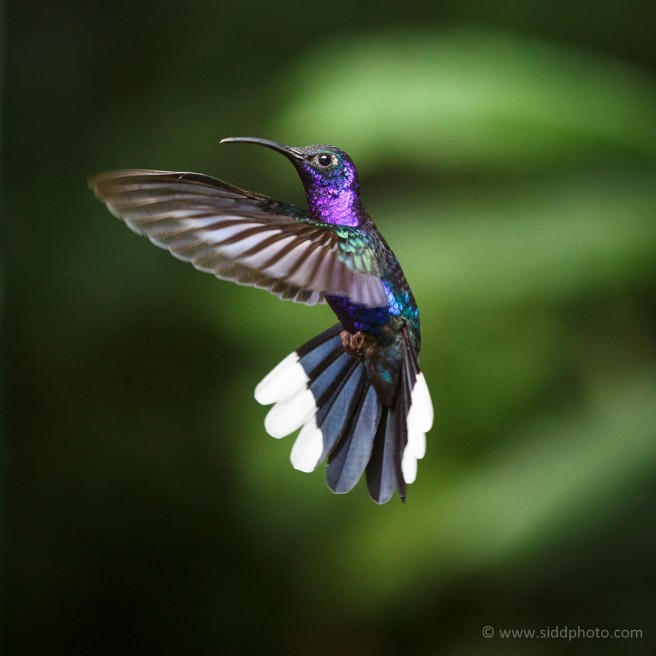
[4,1,656,654]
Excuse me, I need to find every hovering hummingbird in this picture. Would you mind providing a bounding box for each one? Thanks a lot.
[89,138,433,503]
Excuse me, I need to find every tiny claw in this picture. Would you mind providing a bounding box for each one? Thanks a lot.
[341,330,350,350]
[341,330,369,358]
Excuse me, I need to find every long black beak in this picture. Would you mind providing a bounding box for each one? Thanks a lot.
[220,137,304,162]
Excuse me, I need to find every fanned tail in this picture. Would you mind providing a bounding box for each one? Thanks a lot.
[255,324,433,503]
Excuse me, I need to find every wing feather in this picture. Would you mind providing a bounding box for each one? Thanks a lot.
[90,170,388,307]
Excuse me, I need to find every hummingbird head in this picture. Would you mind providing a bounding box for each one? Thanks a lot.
[287,144,360,196]
[220,137,365,227]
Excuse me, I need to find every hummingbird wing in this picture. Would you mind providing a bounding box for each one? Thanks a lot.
[89,170,388,307]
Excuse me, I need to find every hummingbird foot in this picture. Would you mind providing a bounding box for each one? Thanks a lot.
[341,330,370,359]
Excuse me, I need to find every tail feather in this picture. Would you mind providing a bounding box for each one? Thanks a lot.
[400,331,432,484]
[308,352,356,405]
[366,397,408,504]
[296,324,344,371]
[291,357,365,474]
[255,323,433,502]
[365,407,397,503]
[326,383,382,494]
[314,360,365,460]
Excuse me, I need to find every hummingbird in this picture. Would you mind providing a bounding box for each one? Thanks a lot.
[89,137,433,503]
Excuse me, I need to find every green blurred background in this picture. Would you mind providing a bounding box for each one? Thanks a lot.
[4,1,656,654]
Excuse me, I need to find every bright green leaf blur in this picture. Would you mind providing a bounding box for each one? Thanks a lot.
[278,31,656,169]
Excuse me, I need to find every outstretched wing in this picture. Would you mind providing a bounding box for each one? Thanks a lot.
[89,170,388,307]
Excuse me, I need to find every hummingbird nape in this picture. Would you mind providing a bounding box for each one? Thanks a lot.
[89,138,433,504]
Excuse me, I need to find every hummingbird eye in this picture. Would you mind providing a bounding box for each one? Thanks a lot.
[316,153,333,167]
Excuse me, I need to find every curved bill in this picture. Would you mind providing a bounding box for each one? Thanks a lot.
[220,137,304,161]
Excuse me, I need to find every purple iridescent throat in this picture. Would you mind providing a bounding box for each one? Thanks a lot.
[295,157,366,227]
